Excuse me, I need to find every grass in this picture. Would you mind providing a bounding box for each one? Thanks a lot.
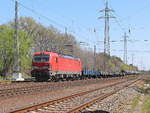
[139,87,150,94]
[129,78,150,113]
[140,78,150,113]
[137,78,150,94]
[131,95,141,109]
[141,96,150,113]
[145,79,150,84]
[0,76,4,81]
[0,75,12,82]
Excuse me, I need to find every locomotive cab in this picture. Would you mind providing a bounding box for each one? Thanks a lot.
[31,52,52,81]
[32,53,50,70]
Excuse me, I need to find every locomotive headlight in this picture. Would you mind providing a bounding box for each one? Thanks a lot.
[32,66,50,70]
[42,66,50,69]
[32,66,39,69]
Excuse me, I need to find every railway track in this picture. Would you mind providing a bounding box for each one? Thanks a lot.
[0,83,50,99]
[0,82,53,99]
[10,76,140,113]
[0,81,11,85]
[0,77,130,100]
[68,79,140,113]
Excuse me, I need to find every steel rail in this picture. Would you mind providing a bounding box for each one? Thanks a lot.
[67,79,140,113]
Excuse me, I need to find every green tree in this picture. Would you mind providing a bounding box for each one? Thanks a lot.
[0,25,33,77]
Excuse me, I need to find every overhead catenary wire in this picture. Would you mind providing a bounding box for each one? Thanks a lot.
[123,1,150,21]
[108,1,126,33]
[97,49,150,53]
[9,0,112,48]
[97,39,149,43]
[110,0,150,33]
[113,16,126,32]
[10,0,91,42]
[11,0,66,29]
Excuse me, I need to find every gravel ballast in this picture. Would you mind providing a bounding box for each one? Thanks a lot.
[82,85,141,113]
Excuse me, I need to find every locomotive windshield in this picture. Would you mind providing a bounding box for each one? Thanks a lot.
[33,54,49,62]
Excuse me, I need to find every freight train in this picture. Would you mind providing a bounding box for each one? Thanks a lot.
[31,51,138,82]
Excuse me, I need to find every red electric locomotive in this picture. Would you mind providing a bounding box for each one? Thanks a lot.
[31,51,82,81]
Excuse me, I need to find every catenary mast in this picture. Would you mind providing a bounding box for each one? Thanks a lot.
[13,1,23,80]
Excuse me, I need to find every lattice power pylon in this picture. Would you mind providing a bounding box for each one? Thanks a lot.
[98,0,115,55]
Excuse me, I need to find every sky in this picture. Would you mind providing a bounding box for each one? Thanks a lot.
[0,0,150,70]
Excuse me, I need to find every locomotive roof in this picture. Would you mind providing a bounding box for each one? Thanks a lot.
[58,54,80,60]
[34,51,57,56]
[34,51,80,60]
